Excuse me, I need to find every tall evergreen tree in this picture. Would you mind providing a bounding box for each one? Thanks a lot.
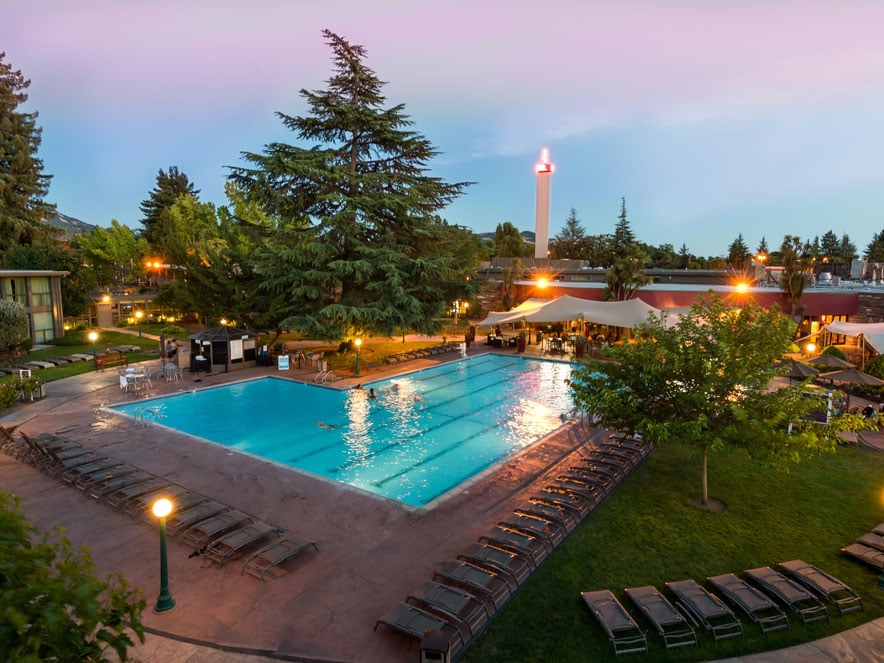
[839,233,857,263]
[604,198,648,300]
[726,234,750,271]
[756,237,769,257]
[819,230,840,259]
[865,230,884,262]
[551,208,586,259]
[0,51,54,258]
[138,166,199,245]
[228,30,471,340]
[678,243,692,269]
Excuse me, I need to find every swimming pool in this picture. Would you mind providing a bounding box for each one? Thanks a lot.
[111,354,574,507]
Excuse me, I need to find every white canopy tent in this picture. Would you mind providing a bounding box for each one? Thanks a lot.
[478,295,663,329]
[824,321,884,354]
[478,298,549,327]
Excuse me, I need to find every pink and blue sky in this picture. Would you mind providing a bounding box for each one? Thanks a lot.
[5,1,884,256]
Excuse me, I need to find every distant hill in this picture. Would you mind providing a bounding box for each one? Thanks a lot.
[43,212,97,238]
[476,230,536,244]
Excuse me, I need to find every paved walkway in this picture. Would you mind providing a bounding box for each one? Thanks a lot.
[1,339,883,662]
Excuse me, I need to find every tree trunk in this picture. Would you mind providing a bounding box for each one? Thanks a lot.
[701,445,709,505]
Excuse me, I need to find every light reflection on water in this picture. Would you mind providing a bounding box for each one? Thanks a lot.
[111,355,574,507]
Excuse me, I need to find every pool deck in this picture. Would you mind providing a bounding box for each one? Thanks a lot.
[3,340,883,662]
[0,344,593,662]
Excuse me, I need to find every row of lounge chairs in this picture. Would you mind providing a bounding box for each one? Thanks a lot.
[0,426,317,580]
[384,343,462,365]
[583,560,862,655]
[375,432,651,657]
[842,522,884,571]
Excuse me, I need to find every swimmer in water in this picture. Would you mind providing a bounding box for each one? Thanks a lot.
[317,421,337,430]
[368,388,377,399]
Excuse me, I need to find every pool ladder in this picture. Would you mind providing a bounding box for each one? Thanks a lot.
[313,370,336,384]
[133,406,165,428]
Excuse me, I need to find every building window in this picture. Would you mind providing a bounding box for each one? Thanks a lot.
[29,276,51,307]
[33,311,54,343]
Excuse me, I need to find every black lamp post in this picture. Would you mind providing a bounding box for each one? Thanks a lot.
[151,498,176,613]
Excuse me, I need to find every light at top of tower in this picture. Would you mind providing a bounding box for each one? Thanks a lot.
[535,148,555,174]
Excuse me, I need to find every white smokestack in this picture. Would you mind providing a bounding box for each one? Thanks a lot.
[534,148,554,260]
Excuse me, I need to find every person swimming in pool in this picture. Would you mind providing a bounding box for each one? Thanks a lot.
[317,421,337,429]
[368,388,377,399]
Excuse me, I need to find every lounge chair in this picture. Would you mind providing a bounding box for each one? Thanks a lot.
[841,542,884,571]
[497,513,565,550]
[433,560,512,611]
[744,566,829,624]
[241,535,318,580]
[777,560,863,616]
[122,485,191,519]
[60,458,123,486]
[180,510,253,549]
[707,573,789,633]
[580,590,648,655]
[583,447,639,472]
[165,500,229,537]
[624,585,697,649]
[874,523,884,536]
[533,488,595,518]
[573,458,625,481]
[104,477,171,510]
[664,579,743,641]
[408,580,490,638]
[458,543,531,590]
[141,492,208,524]
[202,522,284,566]
[87,471,154,500]
[559,470,614,494]
[73,464,139,491]
[516,500,579,533]
[374,603,464,656]
[479,526,548,568]
[549,477,607,503]
[858,532,884,552]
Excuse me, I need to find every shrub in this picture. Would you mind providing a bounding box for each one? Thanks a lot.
[822,345,847,360]
[161,325,186,337]
[865,355,884,379]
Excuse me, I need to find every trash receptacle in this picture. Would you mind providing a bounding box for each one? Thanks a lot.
[420,630,451,663]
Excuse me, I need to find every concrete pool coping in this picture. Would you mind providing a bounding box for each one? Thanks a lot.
[1,346,595,662]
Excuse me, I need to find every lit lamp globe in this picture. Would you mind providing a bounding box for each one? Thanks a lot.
[806,343,817,356]
[152,498,172,519]
[354,338,362,376]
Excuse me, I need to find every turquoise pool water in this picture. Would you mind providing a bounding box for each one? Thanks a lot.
[111,354,574,507]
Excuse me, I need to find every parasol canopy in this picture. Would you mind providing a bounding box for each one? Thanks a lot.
[818,367,884,387]
[779,358,819,382]
[805,354,855,369]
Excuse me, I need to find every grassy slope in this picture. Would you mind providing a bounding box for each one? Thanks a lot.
[462,442,884,662]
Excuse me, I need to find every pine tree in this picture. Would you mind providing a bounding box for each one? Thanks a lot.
[604,198,648,300]
[0,51,54,257]
[726,234,750,270]
[551,208,586,258]
[138,166,199,245]
[611,197,635,253]
[756,237,769,257]
[819,230,840,259]
[229,30,471,340]
[865,230,884,262]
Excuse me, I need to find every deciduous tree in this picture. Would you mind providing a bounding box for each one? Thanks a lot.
[0,491,145,660]
[569,295,863,507]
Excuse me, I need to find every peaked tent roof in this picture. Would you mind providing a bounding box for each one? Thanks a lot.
[478,298,550,327]
[478,295,664,328]
[189,326,259,342]
[824,321,884,355]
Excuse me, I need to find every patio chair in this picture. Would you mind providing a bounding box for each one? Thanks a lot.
[707,573,789,633]
[744,566,829,624]
[407,580,490,638]
[374,603,464,657]
[515,500,579,534]
[202,521,284,566]
[165,500,230,537]
[624,585,697,649]
[458,543,531,590]
[777,560,863,616]
[60,458,123,486]
[479,526,548,568]
[73,464,139,491]
[664,579,743,641]
[841,542,884,571]
[874,522,884,536]
[553,474,611,499]
[241,535,318,580]
[857,531,884,552]
[573,457,625,481]
[497,513,565,550]
[580,590,648,655]
[433,560,512,611]
[180,510,253,550]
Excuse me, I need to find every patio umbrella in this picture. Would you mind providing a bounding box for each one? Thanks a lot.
[779,358,819,383]
[806,354,855,369]
[818,367,884,387]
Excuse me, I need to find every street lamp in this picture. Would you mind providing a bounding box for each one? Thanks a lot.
[151,498,175,613]
[354,338,362,376]
[88,331,98,367]
[135,310,143,337]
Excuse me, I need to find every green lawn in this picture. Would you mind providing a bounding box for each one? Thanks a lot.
[462,441,884,662]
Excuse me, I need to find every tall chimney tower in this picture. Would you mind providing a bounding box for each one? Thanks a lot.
[534,148,555,260]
